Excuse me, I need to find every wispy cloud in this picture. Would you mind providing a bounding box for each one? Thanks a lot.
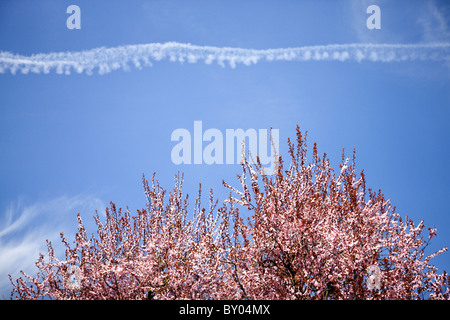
[0,195,105,299]
[1,42,449,75]
[418,0,450,43]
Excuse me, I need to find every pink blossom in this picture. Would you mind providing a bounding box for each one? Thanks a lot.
[9,126,449,300]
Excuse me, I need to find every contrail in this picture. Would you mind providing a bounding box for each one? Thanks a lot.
[0,42,449,75]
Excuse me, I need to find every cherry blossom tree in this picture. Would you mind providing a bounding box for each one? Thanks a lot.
[10,126,449,299]
[222,127,449,299]
[10,174,231,300]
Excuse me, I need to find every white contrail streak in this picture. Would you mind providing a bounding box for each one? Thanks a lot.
[0,42,449,75]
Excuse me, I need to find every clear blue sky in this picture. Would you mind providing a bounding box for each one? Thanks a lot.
[0,0,449,298]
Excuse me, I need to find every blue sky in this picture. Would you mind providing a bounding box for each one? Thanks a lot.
[0,0,449,298]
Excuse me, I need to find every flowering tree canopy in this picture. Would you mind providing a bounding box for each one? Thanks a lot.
[10,126,449,300]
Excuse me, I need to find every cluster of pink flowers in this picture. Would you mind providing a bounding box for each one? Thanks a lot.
[10,126,449,299]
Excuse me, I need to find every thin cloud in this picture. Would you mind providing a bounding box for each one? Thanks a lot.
[0,42,449,75]
[418,1,450,43]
